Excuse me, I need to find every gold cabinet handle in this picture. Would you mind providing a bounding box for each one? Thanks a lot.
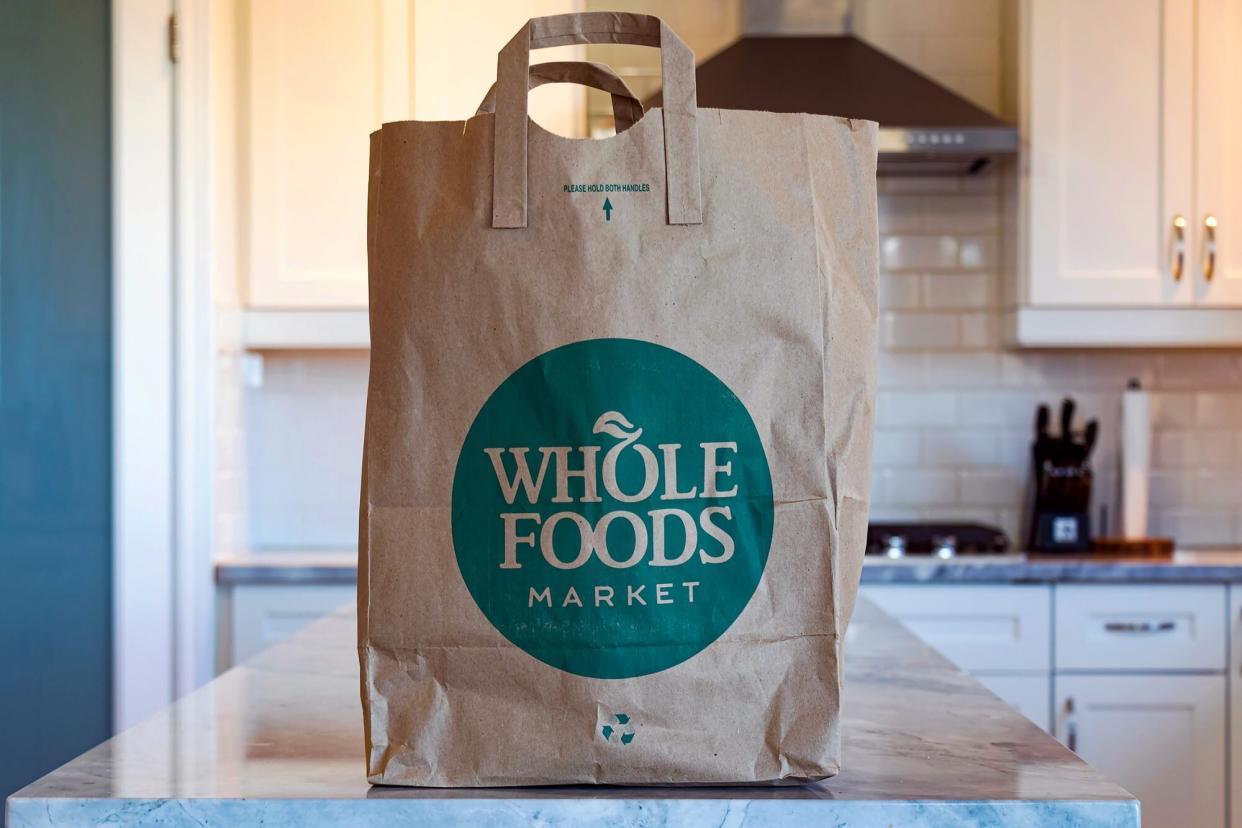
[1171,214,1187,282]
[1204,214,1217,282]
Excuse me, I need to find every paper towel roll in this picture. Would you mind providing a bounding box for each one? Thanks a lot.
[1121,379,1150,539]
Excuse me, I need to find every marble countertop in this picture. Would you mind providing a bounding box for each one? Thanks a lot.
[7,599,1136,827]
[216,549,1242,586]
[860,549,1242,584]
[215,551,357,584]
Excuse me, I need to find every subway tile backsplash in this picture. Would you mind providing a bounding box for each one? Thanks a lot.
[243,351,369,549]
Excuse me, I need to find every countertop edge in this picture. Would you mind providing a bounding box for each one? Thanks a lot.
[215,553,357,585]
[859,556,1242,584]
[5,796,1140,827]
[214,554,1242,586]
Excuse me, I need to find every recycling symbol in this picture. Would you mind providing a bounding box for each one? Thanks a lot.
[601,713,635,744]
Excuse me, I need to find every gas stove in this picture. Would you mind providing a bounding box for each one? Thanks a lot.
[865,522,1011,560]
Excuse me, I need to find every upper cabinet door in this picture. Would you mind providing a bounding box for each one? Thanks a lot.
[1025,0,1194,306]
[1197,0,1242,306]
[247,0,412,308]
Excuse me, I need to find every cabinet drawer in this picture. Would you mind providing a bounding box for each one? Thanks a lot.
[228,584,355,668]
[1055,585,1226,672]
[861,585,1051,672]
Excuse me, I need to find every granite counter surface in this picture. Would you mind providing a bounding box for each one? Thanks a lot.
[7,599,1136,827]
[860,549,1242,584]
[215,549,1242,586]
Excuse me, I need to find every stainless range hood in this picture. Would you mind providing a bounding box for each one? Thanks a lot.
[648,2,1018,175]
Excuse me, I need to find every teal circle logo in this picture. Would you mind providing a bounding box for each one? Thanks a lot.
[452,338,773,679]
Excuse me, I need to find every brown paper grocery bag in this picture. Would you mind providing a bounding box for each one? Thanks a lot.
[360,11,878,787]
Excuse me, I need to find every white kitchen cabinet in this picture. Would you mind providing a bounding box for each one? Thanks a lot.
[1054,584,1227,672]
[220,583,355,669]
[861,585,1052,730]
[861,585,1051,672]
[241,1,582,313]
[1021,0,1193,308]
[1055,674,1226,828]
[1197,0,1242,305]
[863,577,1236,823]
[246,0,413,308]
[1010,0,1242,346]
[1051,584,1229,828]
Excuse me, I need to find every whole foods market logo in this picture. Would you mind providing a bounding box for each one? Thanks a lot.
[452,339,774,679]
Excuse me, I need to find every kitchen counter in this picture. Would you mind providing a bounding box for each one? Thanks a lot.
[215,551,357,585]
[7,599,1136,827]
[860,549,1242,584]
[216,549,1242,586]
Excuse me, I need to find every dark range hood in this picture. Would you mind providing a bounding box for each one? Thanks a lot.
[651,36,1018,175]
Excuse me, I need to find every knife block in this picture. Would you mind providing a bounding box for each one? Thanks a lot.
[1028,461,1093,552]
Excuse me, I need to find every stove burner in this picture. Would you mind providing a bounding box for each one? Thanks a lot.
[866,523,1009,557]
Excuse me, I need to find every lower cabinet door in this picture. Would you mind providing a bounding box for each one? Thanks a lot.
[226,584,356,668]
[1055,674,1226,828]
[974,673,1051,732]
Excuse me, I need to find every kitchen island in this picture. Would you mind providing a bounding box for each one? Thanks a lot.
[6,599,1137,827]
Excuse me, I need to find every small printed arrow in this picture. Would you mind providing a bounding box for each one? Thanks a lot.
[602,197,613,222]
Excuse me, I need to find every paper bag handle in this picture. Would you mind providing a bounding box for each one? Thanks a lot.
[476,61,644,133]
[492,12,703,228]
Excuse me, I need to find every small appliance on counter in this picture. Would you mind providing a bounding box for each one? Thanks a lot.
[866,522,1010,559]
[1026,397,1096,552]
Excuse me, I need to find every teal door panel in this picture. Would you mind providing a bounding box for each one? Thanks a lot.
[1,0,113,800]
